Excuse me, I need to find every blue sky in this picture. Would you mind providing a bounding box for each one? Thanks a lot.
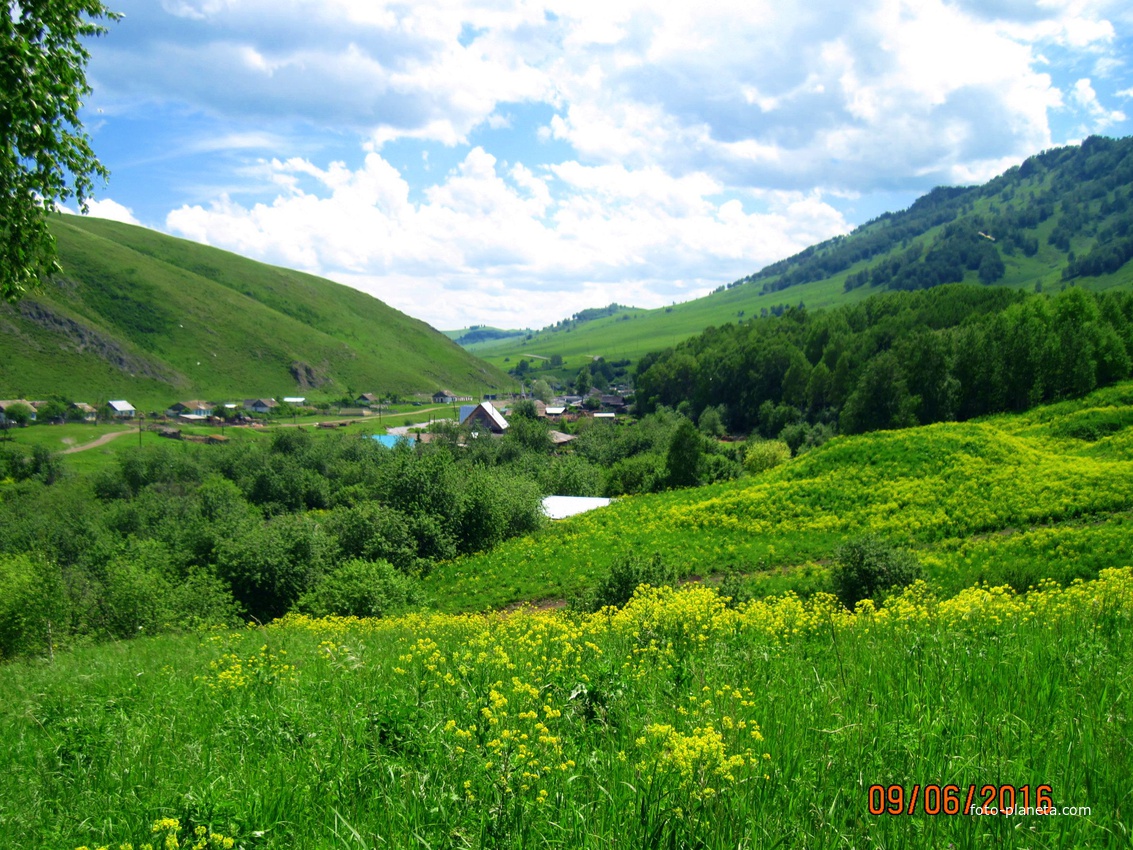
[75,0,1133,330]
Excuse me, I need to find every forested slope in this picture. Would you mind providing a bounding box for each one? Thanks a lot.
[635,284,1133,438]
[470,135,1133,376]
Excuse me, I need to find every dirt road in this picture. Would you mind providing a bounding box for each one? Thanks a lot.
[60,430,135,454]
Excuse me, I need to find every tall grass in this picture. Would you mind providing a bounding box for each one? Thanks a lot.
[2,570,1130,848]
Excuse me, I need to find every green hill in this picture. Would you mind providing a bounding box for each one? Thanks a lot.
[424,381,1133,611]
[0,216,512,408]
[470,135,1133,377]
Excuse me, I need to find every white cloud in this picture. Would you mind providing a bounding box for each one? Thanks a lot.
[1071,77,1127,130]
[78,199,143,225]
[85,0,1133,327]
[166,148,850,327]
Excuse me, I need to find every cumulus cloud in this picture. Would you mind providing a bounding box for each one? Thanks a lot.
[65,198,143,225]
[1070,78,1127,130]
[84,0,1133,327]
[166,149,850,327]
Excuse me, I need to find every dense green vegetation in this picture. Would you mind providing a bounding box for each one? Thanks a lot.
[425,382,1133,611]
[4,378,1132,658]
[5,135,1133,846]
[636,285,1133,437]
[0,404,749,657]
[0,428,544,657]
[1,569,1129,848]
[466,136,1133,375]
[0,216,511,408]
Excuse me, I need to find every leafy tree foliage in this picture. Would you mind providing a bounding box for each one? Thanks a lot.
[831,536,923,608]
[636,285,1133,440]
[297,558,423,619]
[1,1,119,300]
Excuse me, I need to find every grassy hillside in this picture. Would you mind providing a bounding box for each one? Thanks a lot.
[469,136,1133,377]
[0,216,512,409]
[425,381,1133,610]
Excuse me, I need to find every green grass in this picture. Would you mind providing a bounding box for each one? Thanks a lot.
[425,382,1133,611]
[0,216,512,409]
[1,571,1129,848]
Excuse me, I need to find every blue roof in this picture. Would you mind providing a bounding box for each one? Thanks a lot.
[371,434,409,449]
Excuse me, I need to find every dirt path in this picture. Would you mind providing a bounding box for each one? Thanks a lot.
[60,429,135,454]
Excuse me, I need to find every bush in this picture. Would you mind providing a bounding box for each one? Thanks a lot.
[214,514,336,621]
[297,558,423,619]
[0,554,70,659]
[571,552,678,612]
[744,439,791,474]
[831,535,922,607]
[324,503,419,570]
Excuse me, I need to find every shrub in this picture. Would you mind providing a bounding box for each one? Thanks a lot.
[324,503,418,570]
[297,558,423,618]
[0,554,70,659]
[571,552,677,612]
[831,535,923,607]
[744,439,791,474]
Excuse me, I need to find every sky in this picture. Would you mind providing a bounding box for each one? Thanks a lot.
[74,0,1133,331]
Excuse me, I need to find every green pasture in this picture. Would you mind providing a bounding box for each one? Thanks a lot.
[0,572,1129,848]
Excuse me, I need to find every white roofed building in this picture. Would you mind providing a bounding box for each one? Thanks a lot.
[459,401,509,433]
[108,400,136,418]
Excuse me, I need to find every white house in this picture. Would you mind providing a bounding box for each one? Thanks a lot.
[108,400,136,419]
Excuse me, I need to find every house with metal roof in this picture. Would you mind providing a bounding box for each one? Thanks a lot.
[458,401,509,433]
[108,400,136,418]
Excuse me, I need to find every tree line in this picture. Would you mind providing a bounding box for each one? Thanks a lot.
[635,284,1133,439]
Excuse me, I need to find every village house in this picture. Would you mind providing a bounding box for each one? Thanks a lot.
[166,400,213,417]
[458,400,509,433]
[243,398,278,414]
[71,402,98,422]
[356,393,380,405]
[0,400,36,424]
[108,400,136,419]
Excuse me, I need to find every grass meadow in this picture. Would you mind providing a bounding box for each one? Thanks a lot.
[1,381,1131,849]
[0,571,1129,848]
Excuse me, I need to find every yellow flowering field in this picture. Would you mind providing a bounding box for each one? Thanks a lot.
[1,569,1129,848]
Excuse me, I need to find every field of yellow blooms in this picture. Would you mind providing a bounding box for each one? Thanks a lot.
[1,569,1130,848]
[426,384,1133,610]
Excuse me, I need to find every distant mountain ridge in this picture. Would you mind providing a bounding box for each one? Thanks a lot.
[0,217,511,408]
[466,135,1133,374]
